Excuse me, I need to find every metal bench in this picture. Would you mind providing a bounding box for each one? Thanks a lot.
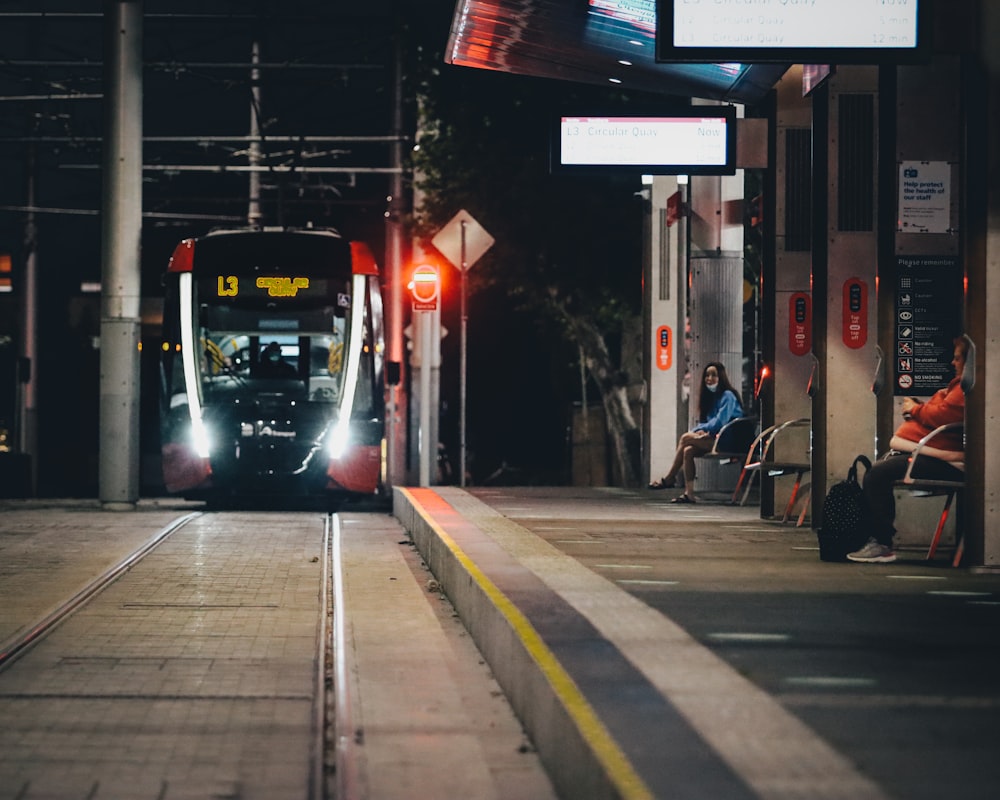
[732,417,812,525]
[895,422,966,566]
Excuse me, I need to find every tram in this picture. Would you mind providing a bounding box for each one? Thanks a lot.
[159,227,386,504]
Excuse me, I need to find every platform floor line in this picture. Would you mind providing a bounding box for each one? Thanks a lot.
[434,488,890,800]
[399,488,655,800]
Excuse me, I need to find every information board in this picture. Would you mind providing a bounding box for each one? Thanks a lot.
[551,109,736,175]
[656,0,928,63]
[894,256,963,395]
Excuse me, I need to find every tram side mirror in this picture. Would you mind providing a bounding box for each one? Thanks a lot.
[386,360,401,386]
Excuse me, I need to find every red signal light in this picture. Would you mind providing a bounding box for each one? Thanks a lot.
[408,264,439,310]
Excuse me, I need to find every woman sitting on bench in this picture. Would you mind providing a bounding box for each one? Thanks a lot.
[848,336,968,563]
[649,361,743,504]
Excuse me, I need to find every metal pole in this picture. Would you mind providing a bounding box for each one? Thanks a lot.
[419,310,432,486]
[248,40,261,227]
[98,0,142,508]
[459,221,468,487]
[18,145,38,494]
[385,28,406,489]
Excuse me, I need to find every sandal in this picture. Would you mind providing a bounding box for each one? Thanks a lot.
[648,477,677,490]
[669,494,696,504]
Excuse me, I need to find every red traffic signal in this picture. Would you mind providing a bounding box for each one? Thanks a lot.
[408,264,440,310]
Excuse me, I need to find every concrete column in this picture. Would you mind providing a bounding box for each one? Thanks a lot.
[687,165,744,492]
[889,55,965,549]
[973,4,1000,567]
[643,176,686,482]
[770,66,816,518]
[99,0,142,508]
[812,66,880,518]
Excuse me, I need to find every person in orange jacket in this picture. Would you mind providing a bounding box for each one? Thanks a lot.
[848,336,968,563]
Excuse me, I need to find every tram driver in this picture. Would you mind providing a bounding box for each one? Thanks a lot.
[258,341,297,378]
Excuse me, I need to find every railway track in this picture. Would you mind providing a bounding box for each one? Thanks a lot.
[0,511,335,799]
[0,506,554,800]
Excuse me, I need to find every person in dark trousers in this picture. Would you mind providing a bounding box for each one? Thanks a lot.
[649,361,743,504]
[848,337,968,563]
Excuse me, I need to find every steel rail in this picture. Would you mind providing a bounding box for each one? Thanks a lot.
[330,513,362,800]
[0,511,202,672]
[311,514,333,800]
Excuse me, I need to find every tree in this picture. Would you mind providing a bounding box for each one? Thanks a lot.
[408,61,670,486]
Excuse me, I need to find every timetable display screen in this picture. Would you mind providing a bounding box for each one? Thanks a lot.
[552,109,736,175]
[656,0,928,63]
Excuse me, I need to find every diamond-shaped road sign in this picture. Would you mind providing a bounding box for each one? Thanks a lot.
[431,209,495,271]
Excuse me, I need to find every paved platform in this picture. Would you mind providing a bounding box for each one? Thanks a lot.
[3,490,999,800]
[394,485,1000,800]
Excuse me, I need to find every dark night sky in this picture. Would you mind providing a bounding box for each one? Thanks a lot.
[0,2,465,493]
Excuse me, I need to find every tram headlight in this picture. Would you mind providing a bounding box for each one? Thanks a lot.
[191,420,212,459]
[327,422,349,460]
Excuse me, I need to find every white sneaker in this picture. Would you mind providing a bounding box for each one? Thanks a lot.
[847,537,897,563]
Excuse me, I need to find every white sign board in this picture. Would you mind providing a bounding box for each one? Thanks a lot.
[898,161,950,234]
[431,209,495,271]
[672,0,919,49]
[559,116,729,168]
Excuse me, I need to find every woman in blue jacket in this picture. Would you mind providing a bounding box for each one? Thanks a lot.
[649,361,743,503]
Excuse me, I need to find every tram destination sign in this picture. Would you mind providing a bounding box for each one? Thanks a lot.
[894,255,963,395]
[208,274,348,307]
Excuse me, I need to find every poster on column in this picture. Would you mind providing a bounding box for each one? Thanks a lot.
[898,161,951,233]
[894,256,963,395]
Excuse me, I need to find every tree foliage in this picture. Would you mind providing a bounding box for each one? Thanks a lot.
[407,53,684,485]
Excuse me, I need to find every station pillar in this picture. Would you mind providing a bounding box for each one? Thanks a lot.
[643,176,687,483]
[810,66,881,519]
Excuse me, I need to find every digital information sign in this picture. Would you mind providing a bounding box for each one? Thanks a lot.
[656,0,927,63]
[554,111,735,175]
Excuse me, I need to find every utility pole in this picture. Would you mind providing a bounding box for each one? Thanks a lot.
[98,0,143,508]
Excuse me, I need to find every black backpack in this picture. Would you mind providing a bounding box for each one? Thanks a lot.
[817,455,873,562]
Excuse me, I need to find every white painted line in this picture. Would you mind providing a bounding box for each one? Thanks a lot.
[595,563,653,570]
[885,575,947,581]
[617,579,679,586]
[928,590,994,597]
[785,676,878,689]
[707,632,791,644]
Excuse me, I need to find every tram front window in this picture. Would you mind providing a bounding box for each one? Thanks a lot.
[197,303,349,404]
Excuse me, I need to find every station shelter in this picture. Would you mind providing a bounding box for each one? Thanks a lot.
[643,20,1000,568]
